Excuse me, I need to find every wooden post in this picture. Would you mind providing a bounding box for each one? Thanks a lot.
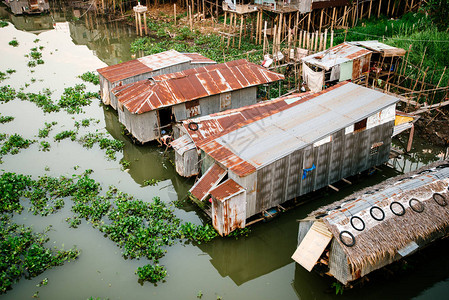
[137,12,142,36]
[319,8,323,35]
[259,10,263,45]
[239,14,244,49]
[273,24,277,57]
[278,12,283,47]
[143,12,147,35]
[386,0,391,17]
[368,0,373,19]
[342,6,347,28]
[135,11,138,35]
[360,2,364,20]
[224,11,227,27]
[189,5,193,30]
[307,12,311,32]
[330,29,334,48]
[288,27,292,58]
[233,13,237,47]
[202,0,205,20]
[331,7,336,30]
[314,31,318,51]
[378,0,382,18]
[174,4,176,25]
[256,10,260,44]
[323,28,328,50]
[263,20,267,56]
[299,30,303,48]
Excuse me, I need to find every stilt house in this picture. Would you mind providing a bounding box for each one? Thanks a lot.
[189,81,400,236]
[292,161,449,285]
[3,0,50,15]
[111,59,284,143]
[301,42,372,92]
[97,50,216,110]
[171,92,313,177]
[254,0,349,13]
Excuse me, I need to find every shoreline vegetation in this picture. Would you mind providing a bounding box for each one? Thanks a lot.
[0,0,448,296]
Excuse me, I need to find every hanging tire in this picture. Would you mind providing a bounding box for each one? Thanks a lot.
[188,122,199,131]
[339,231,356,247]
[350,216,365,231]
[433,193,447,207]
[390,201,406,216]
[409,198,424,213]
[370,206,385,221]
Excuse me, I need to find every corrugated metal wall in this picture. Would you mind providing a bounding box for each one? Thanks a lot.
[254,120,394,212]
[175,148,199,177]
[173,87,257,121]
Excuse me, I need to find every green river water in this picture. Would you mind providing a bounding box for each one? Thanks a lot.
[1,4,449,300]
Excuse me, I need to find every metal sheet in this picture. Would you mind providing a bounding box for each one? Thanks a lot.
[190,163,227,201]
[113,60,284,114]
[201,82,399,175]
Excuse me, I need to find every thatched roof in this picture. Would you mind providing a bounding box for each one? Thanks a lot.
[308,161,449,272]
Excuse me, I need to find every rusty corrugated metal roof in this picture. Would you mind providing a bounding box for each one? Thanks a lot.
[182,53,216,64]
[190,163,227,201]
[301,42,372,70]
[97,50,215,83]
[171,134,195,155]
[113,59,285,114]
[175,92,314,146]
[197,82,399,177]
[349,41,406,57]
[210,179,245,202]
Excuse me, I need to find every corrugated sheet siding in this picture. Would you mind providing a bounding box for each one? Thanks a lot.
[297,221,314,245]
[253,121,394,213]
[287,149,304,200]
[176,148,199,177]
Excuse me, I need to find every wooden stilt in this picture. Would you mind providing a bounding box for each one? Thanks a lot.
[233,12,237,47]
[368,0,373,19]
[256,10,260,44]
[143,12,147,35]
[137,12,142,36]
[319,8,323,35]
[314,31,318,51]
[263,20,267,56]
[135,11,138,35]
[259,10,263,45]
[323,28,328,50]
[331,7,336,30]
[330,29,334,48]
[239,14,244,49]
[378,0,382,18]
[174,4,176,26]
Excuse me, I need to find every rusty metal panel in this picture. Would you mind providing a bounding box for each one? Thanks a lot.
[211,179,246,236]
[183,52,217,64]
[220,93,232,111]
[256,165,272,212]
[287,149,304,200]
[328,129,344,184]
[314,142,332,190]
[190,163,227,201]
[271,156,289,205]
[354,128,370,172]
[341,132,354,178]
[352,58,362,80]
[113,60,284,114]
[185,99,201,118]
[301,145,317,195]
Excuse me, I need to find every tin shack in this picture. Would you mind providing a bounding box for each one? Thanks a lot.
[97,50,216,110]
[3,0,50,15]
[189,81,400,236]
[301,42,372,92]
[292,161,449,285]
[171,92,313,177]
[111,59,284,144]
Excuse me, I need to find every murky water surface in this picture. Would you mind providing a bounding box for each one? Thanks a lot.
[1,5,448,300]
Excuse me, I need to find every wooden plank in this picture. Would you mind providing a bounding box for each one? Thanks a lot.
[292,221,333,272]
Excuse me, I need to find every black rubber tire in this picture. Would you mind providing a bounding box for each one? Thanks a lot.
[188,122,199,131]
[339,231,356,247]
[433,193,447,207]
[370,206,385,221]
[390,201,406,216]
[350,216,365,231]
[409,198,425,213]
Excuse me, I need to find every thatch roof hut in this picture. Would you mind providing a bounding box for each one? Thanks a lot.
[292,161,449,285]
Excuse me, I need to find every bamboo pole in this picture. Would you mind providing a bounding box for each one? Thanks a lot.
[259,10,263,45]
[331,7,336,30]
[174,4,176,26]
[189,5,193,30]
[256,10,260,44]
[323,29,328,50]
[319,8,323,34]
[135,11,138,35]
[263,20,267,56]
[233,12,237,47]
[330,29,334,48]
[368,0,373,19]
[239,14,244,49]
[314,31,319,52]
[143,12,147,35]
[378,0,382,18]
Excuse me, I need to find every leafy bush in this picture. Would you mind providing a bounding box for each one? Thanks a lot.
[8,39,18,47]
[79,71,99,85]
[0,86,16,102]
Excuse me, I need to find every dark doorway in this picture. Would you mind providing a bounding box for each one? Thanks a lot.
[158,107,173,136]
